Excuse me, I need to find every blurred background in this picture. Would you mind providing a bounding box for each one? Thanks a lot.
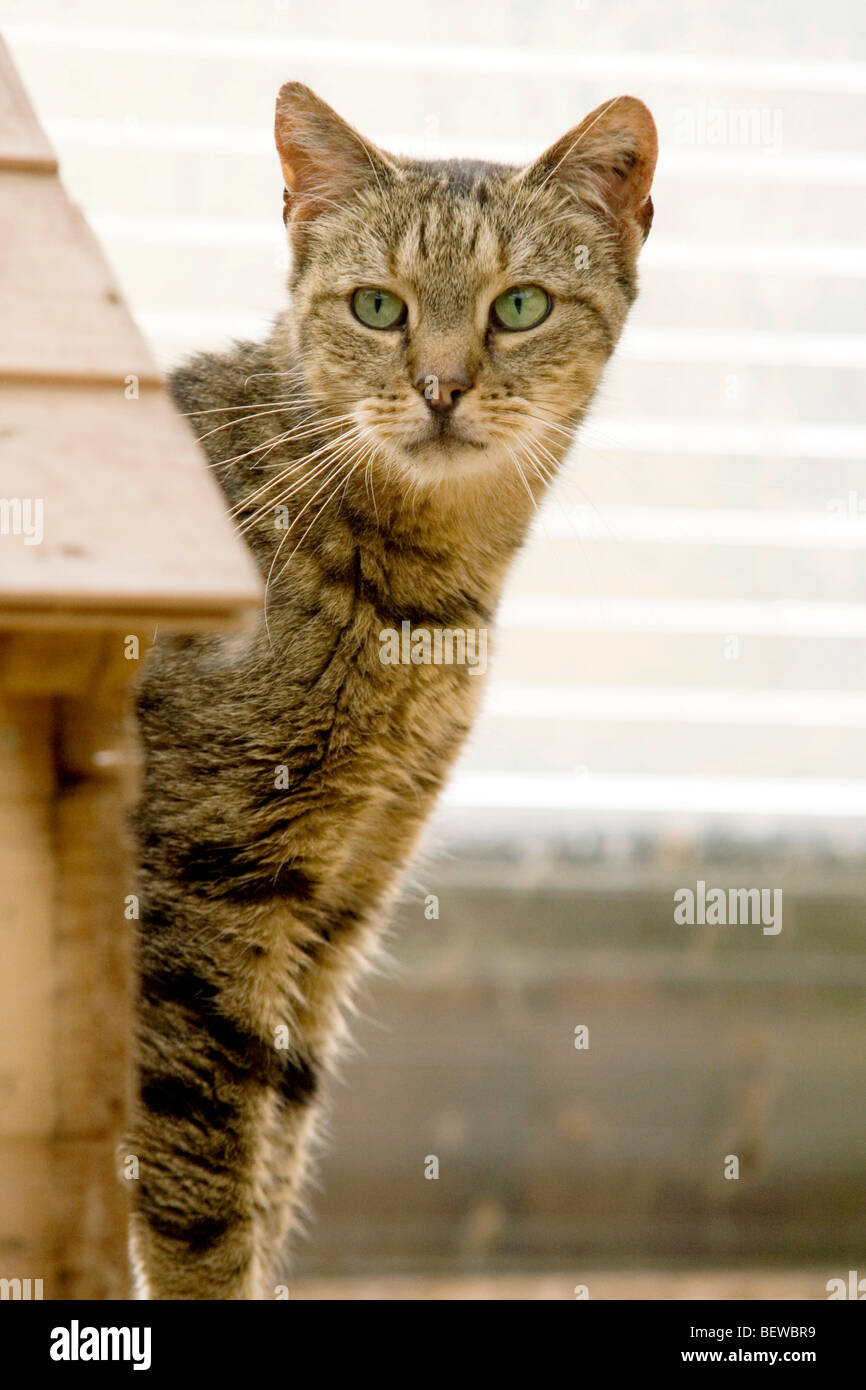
[5,0,865,1297]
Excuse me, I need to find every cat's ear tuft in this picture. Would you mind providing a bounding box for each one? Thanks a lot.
[518,96,658,241]
[275,82,398,229]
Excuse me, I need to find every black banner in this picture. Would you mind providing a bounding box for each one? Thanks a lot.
[0,1297,860,1376]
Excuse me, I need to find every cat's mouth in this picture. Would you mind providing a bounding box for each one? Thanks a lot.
[402,417,487,455]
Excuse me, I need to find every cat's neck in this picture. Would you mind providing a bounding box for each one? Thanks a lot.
[281,456,546,629]
[175,338,570,619]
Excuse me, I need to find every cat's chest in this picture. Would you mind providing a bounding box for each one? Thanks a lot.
[309,617,487,770]
[273,548,492,747]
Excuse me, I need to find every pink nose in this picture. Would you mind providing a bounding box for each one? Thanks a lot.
[414,373,473,413]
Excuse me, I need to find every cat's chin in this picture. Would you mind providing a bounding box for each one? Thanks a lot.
[399,435,500,485]
[395,422,494,479]
[402,423,487,454]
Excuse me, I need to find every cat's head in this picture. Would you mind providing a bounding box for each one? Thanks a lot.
[273,83,656,492]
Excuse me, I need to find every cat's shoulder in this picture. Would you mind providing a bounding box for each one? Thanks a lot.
[168,339,275,419]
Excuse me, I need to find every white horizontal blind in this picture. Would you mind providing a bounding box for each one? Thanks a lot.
[6,1,865,842]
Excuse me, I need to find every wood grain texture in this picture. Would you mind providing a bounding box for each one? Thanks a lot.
[0,699,55,1140]
[0,381,261,625]
[0,38,261,629]
[0,685,133,1299]
[0,43,263,1299]
[0,1142,53,1284]
[0,37,57,174]
[0,172,158,383]
[52,678,134,1300]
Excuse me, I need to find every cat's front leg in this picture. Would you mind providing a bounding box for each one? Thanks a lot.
[128,888,323,1300]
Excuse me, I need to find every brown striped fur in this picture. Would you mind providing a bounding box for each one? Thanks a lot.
[128,84,656,1298]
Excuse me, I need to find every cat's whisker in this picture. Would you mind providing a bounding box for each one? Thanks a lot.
[210,428,310,473]
[243,367,312,387]
[212,431,297,472]
[529,438,562,480]
[237,413,355,457]
[253,445,360,523]
[363,450,380,525]
[262,446,368,640]
[496,414,575,450]
[247,427,311,475]
[520,445,558,490]
[230,426,359,513]
[272,453,367,587]
[232,450,335,525]
[236,434,364,535]
[494,399,581,443]
[211,413,357,472]
[195,401,346,446]
[530,398,590,428]
[195,405,302,444]
[503,444,539,513]
[525,439,558,483]
[523,98,623,205]
[180,396,326,418]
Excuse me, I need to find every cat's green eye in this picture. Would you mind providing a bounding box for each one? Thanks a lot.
[352,287,407,330]
[491,284,551,332]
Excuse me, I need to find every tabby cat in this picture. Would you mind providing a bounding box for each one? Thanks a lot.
[129,82,657,1298]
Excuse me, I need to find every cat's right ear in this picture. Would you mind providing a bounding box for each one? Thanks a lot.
[516,95,658,243]
[275,83,399,230]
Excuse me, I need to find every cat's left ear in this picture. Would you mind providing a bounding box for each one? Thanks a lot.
[517,96,658,241]
[275,82,400,230]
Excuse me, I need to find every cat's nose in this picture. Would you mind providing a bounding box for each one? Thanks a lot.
[414,372,473,414]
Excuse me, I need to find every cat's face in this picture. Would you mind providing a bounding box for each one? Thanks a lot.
[273,86,656,490]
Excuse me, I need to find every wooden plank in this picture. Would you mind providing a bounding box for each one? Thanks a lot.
[0,605,257,633]
[0,673,135,1298]
[0,633,104,694]
[0,41,260,631]
[53,1141,130,1299]
[0,380,261,623]
[0,170,159,383]
[0,1141,53,1286]
[52,678,133,1299]
[0,700,55,1140]
[0,36,57,173]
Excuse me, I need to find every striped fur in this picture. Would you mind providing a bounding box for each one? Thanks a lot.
[128,85,656,1298]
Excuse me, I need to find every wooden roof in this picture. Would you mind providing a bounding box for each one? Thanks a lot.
[0,36,261,630]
